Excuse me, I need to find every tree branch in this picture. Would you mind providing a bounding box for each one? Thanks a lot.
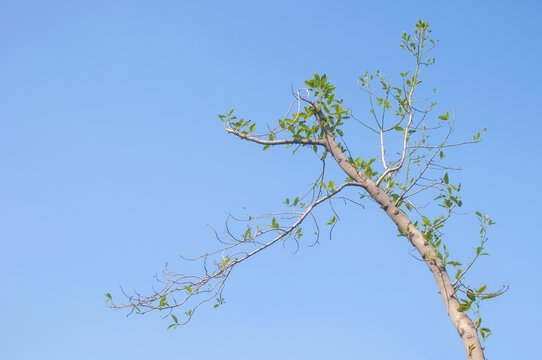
[225,127,326,146]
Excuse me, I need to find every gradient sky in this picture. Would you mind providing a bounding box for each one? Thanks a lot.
[1,1,541,359]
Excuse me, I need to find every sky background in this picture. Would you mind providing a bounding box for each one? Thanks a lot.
[1,1,541,359]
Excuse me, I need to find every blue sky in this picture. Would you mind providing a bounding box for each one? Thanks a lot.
[1,1,540,359]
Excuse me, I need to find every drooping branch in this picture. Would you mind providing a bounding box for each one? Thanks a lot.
[107,178,364,325]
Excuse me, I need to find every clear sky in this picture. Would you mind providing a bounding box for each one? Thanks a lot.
[1,1,541,359]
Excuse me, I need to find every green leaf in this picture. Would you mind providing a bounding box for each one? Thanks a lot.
[159,295,167,308]
[171,314,178,324]
[105,293,112,300]
[422,216,431,227]
[455,268,463,279]
[214,297,224,308]
[477,285,487,294]
[438,110,450,120]
[184,286,193,293]
[263,145,270,151]
[480,327,492,340]
[443,173,449,185]
[447,261,462,267]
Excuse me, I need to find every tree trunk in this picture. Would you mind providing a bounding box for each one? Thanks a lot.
[315,108,485,360]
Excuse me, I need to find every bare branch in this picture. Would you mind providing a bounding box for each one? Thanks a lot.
[107,181,364,322]
[225,127,326,147]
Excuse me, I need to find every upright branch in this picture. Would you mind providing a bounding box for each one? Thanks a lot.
[107,20,505,360]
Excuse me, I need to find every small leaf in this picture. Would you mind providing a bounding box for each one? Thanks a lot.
[455,268,463,279]
[422,216,431,227]
[438,110,450,120]
[480,327,492,340]
[184,286,193,293]
[443,173,449,184]
[447,261,462,267]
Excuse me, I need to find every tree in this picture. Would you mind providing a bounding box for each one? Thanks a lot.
[106,20,505,360]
